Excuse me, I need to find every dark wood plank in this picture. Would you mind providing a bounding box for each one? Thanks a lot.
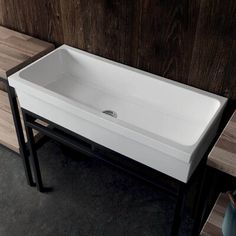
[0,80,6,91]
[60,0,138,66]
[189,0,236,100]
[0,0,64,45]
[137,0,201,84]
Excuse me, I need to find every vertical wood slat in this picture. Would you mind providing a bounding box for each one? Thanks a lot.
[0,0,235,101]
[189,0,236,99]
[137,0,201,84]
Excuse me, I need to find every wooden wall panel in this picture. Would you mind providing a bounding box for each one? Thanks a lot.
[0,0,235,101]
[189,0,236,100]
[0,0,64,43]
[0,1,3,24]
[59,0,138,66]
[137,0,200,84]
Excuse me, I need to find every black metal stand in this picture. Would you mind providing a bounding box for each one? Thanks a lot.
[2,79,35,186]
[21,107,208,235]
[171,183,186,235]
[191,166,213,236]
[192,165,236,235]
[22,112,43,191]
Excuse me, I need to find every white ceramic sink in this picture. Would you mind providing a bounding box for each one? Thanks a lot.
[9,45,227,182]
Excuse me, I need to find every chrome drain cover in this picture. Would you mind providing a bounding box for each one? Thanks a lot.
[102,110,117,118]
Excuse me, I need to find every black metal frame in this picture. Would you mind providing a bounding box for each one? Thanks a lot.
[20,107,208,236]
[2,80,227,235]
[193,165,236,235]
[0,77,35,186]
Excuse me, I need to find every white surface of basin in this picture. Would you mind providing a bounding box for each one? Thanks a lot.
[9,45,227,182]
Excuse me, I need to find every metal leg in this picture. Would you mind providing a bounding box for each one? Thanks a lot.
[191,166,219,236]
[201,168,223,225]
[171,183,186,236]
[191,166,208,236]
[6,84,35,186]
[22,111,44,192]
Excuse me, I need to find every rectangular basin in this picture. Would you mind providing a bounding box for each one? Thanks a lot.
[8,45,227,183]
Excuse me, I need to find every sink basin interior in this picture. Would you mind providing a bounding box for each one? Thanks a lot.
[19,47,221,147]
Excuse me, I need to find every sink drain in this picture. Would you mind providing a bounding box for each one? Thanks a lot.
[102,110,117,118]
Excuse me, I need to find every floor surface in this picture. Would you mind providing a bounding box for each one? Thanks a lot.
[0,141,193,236]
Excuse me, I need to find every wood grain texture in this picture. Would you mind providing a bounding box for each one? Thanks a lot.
[0,90,45,153]
[59,1,133,64]
[0,26,54,79]
[208,111,236,177]
[200,193,228,236]
[137,0,200,84]
[0,80,6,91]
[0,0,235,101]
[0,0,64,44]
[189,0,236,100]
[0,26,53,152]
